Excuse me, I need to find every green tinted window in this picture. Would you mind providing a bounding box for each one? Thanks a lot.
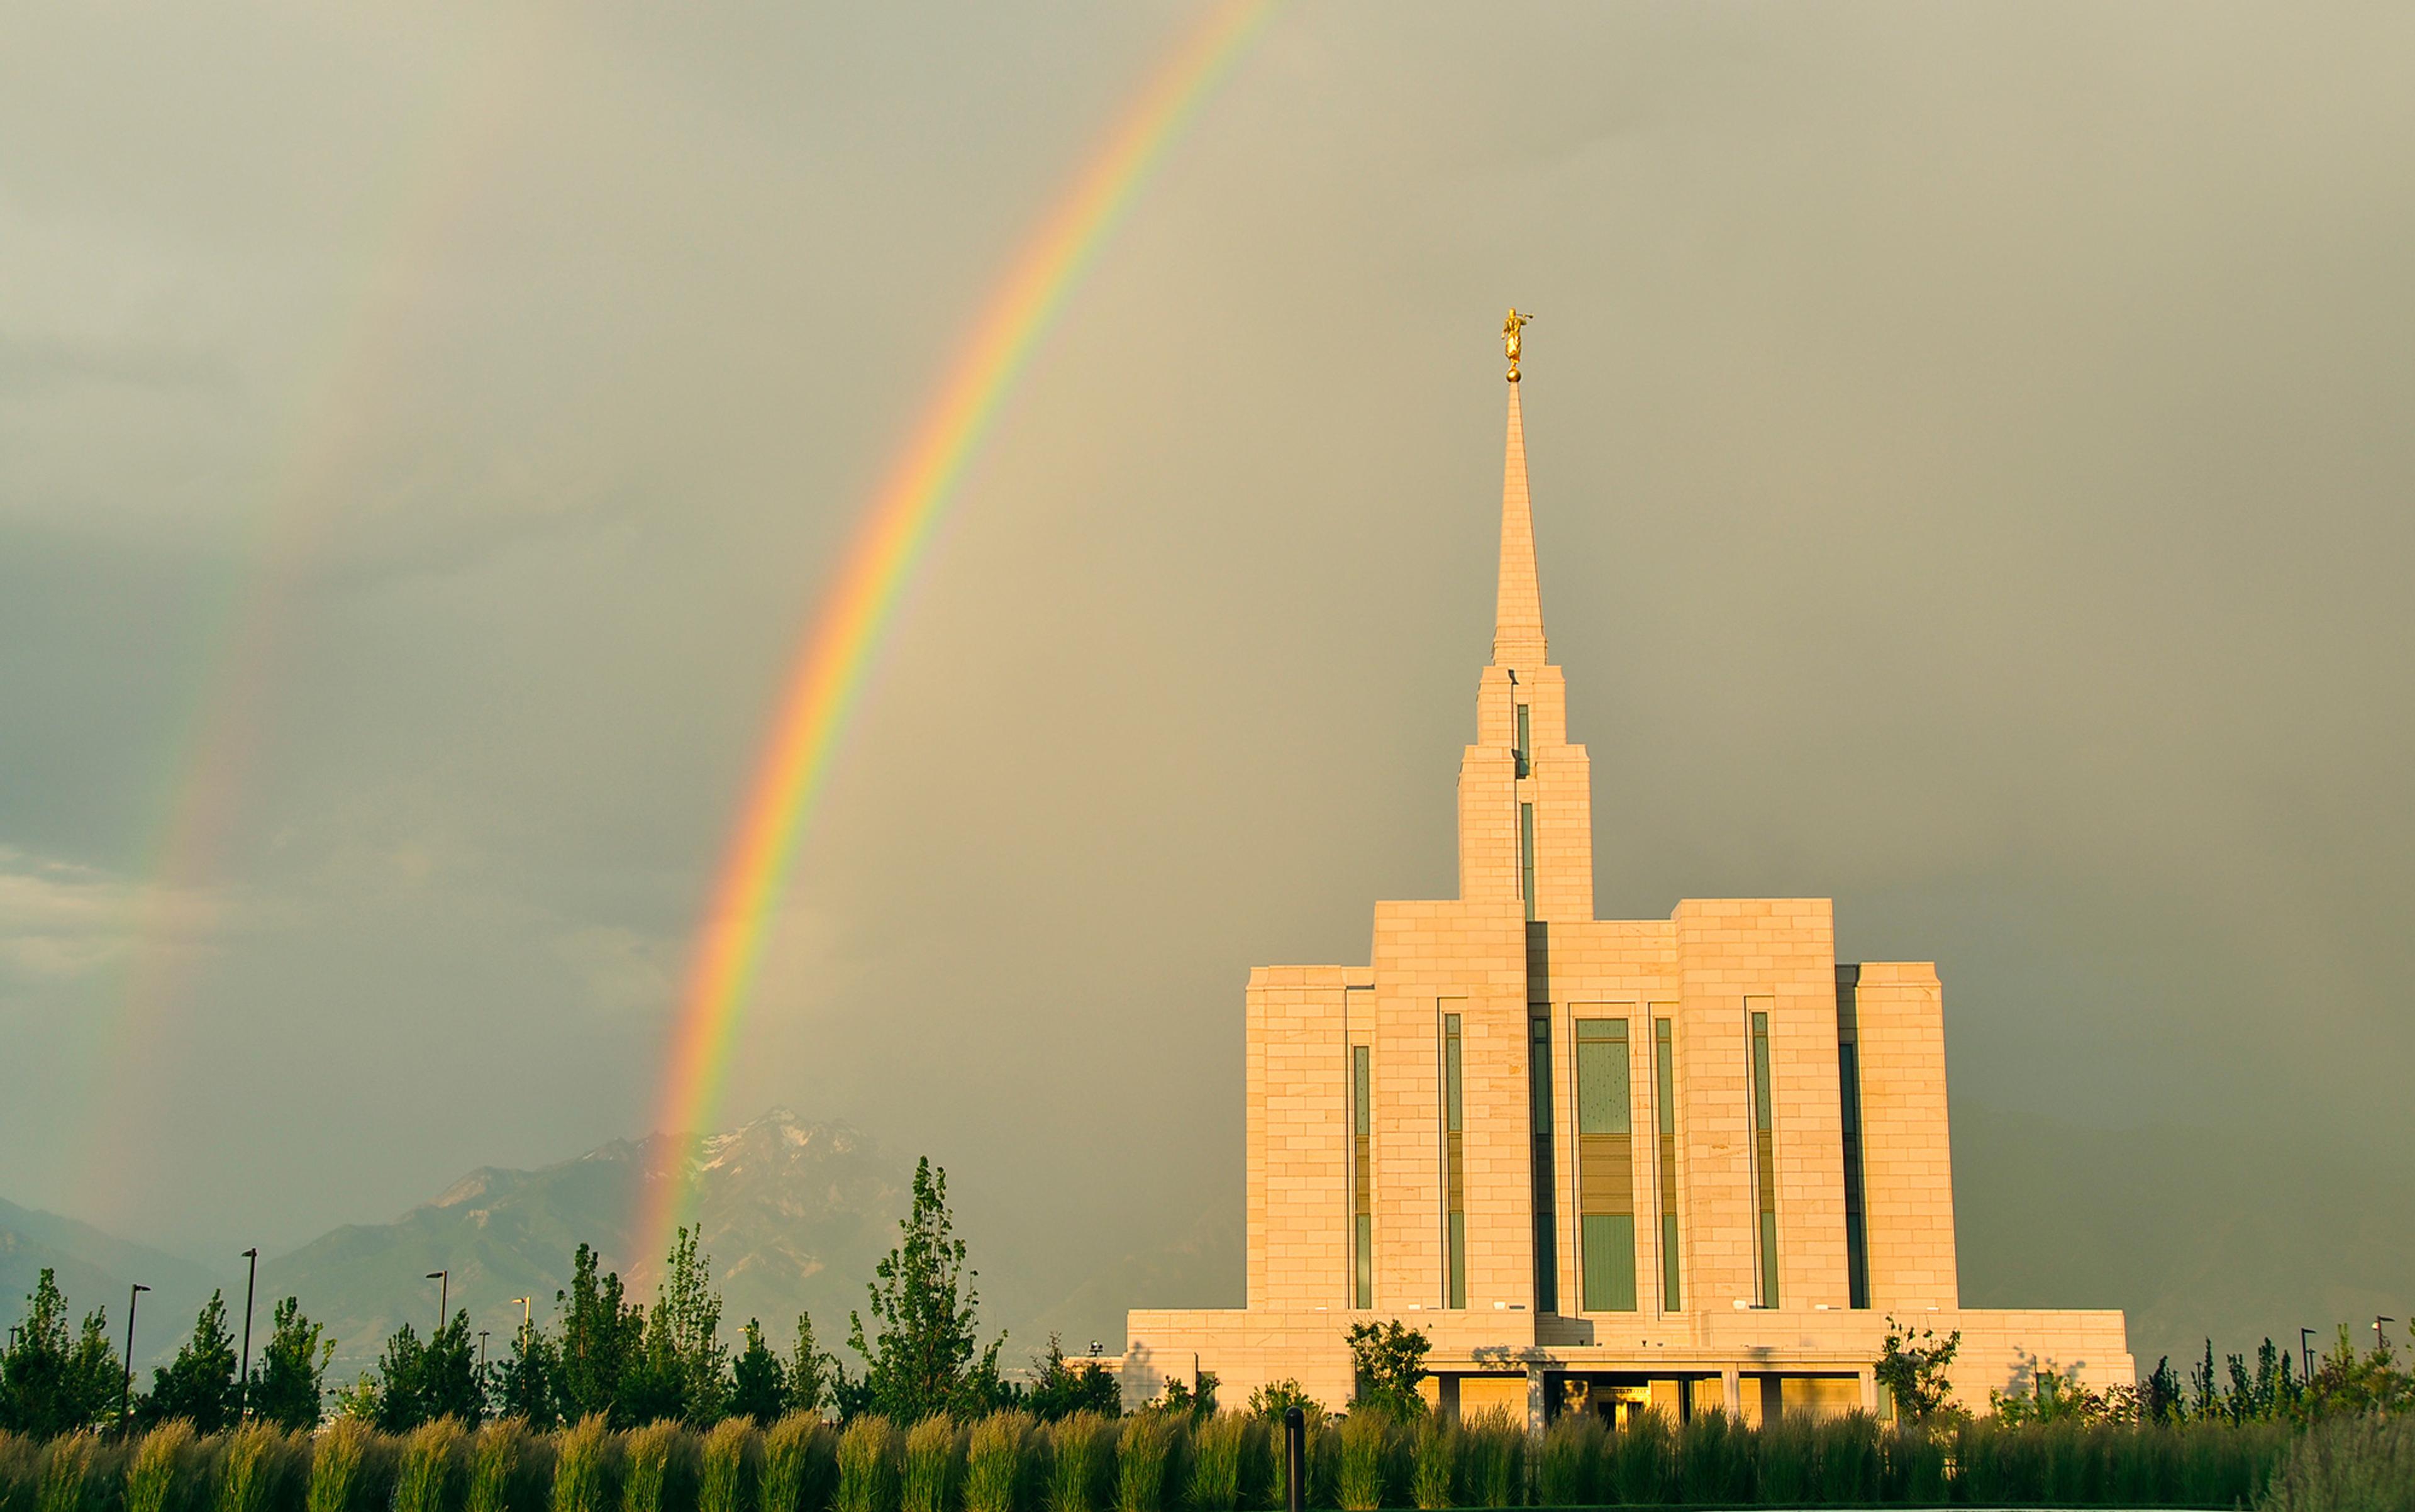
[1443,1015,1463,1134]
[1580,1214,1636,1313]
[1520,803,1538,920]
[1575,1020,1629,1135]
[1353,1046,1371,1138]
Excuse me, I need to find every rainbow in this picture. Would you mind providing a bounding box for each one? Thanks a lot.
[79,18,553,1213]
[635,0,1279,1269]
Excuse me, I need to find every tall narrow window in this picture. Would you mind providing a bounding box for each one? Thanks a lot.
[1575,1018,1636,1311]
[1748,1003,1779,1308]
[1836,966,1870,1309]
[1653,1014,1680,1311]
[1529,1014,1557,1314]
[1353,1043,1374,1309]
[1443,1009,1467,1308]
[1514,703,1531,777]
[1519,803,1538,921]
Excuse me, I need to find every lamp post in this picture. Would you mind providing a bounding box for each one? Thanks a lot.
[238,1248,260,1420]
[427,1271,450,1329]
[119,1283,150,1434]
[2377,1316,2397,1355]
[478,1330,490,1374]
[2301,1328,2318,1383]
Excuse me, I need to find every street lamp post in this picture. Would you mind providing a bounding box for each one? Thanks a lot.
[2301,1328,2317,1383]
[478,1331,490,1374]
[119,1283,150,1434]
[238,1248,260,1420]
[427,1271,450,1329]
[2377,1316,2397,1355]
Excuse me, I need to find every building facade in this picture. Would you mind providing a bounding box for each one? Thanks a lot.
[1120,349,2131,1429]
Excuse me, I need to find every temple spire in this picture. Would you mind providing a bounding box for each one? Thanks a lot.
[1493,356,1547,666]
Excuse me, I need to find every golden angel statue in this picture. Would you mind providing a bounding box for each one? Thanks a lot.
[1502,308,1534,380]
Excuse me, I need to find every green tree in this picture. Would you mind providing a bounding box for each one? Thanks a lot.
[2190,1340,2219,1420]
[247,1296,332,1431]
[140,1290,239,1431]
[1875,1316,1963,1422]
[640,1226,729,1423]
[730,1320,786,1425]
[2302,1324,2415,1419]
[2141,1355,2184,1424]
[1023,1336,1121,1422]
[0,1270,120,1435]
[557,1243,645,1425]
[373,1311,484,1431]
[847,1157,1005,1421]
[1245,1379,1323,1424]
[489,1318,561,1430]
[788,1312,836,1418]
[1344,1320,1429,1416]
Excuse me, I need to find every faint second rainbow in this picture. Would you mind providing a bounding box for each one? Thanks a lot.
[634,0,1280,1267]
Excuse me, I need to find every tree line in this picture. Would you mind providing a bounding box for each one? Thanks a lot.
[3,1158,1119,1438]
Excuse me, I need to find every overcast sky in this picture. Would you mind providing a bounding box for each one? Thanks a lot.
[3,1,2411,1269]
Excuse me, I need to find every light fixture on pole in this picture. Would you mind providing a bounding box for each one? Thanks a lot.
[427,1271,450,1328]
[2377,1316,2397,1354]
[478,1330,490,1373]
[238,1248,260,1420]
[511,1297,533,1342]
[2301,1328,2317,1383]
[119,1283,150,1433]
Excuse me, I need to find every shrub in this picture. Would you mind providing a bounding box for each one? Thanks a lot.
[467,1423,530,1512]
[899,1419,959,1512]
[1407,1415,1455,1511]
[396,1420,468,1512]
[551,1418,614,1512]
[1455,1412,1521,1510]
[834,1419,898,1512]
[1333,1411,1392,1512]
[126,1423,197,1512]
[1609,1409,1674,1505]
[1534,1413,1597,1508]
[1113,1414,1180,1512]
[2,1434,40,1512]
[619,1422,686,1512]
[2261,1412,2412,1512]
[1673,1409,1748,1504]
[1185,1415,1248,1512]
[1756,1413,1814,1504]
[1043,1415,1109,1512]
[1880,1421,1946,1503]
[306,1418,381,1512]
[759,1417,834,1512]
[36,1434,106,1512]
[699,1421,758,1512]
[218,1423,303,1512]
[1816,1412,1882,1503]
[960,1413,1030,1512]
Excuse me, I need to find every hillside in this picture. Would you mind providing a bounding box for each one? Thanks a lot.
[250,1109,907,1372]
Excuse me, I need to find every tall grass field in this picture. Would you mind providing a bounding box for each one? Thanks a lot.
[0,1407,2337,1512]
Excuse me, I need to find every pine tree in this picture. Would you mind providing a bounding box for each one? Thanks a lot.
[247,1297,332,1431]
[141,1290,240,1431]
[557,1243,645,1425]
[372,1322,428,1433]
[788,1312,834,1418]
[490,1318,562,1430]
[730,1320,787,1425]
[847,1158,1005,1421]
[0,1269,118,1435]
